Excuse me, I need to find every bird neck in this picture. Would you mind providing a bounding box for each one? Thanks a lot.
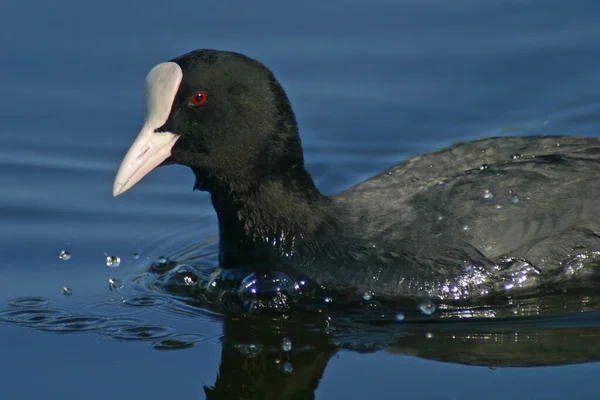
[195,166,329,267]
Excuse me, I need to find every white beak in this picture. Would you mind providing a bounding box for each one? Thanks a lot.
[113,62,184,197]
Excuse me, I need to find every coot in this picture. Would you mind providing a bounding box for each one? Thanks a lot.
[113,49,600,300]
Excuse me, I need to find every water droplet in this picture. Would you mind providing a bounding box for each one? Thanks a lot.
[282,337,292,352]
[479,164,489,170]
[436,215,444,221]
[58,250,71,261]
[481,189,495,201]
[395,312,405,321]
[282,361,293,375]
[324,297,333,304]
[157,256,167,263]
[462,225,470,232]
[511,153,523,160]
[62,286,72,296]
[418,300,436,316]
[107,278,122,290]
[426,332,434,339]
[132,252,140,259]
[362,291,374,301]
[106,256,121,267]
[511,194,520,204]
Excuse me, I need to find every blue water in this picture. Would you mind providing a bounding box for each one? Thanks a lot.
[2,0,600,398]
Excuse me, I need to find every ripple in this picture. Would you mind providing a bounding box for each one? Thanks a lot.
[0,308,70,325]
[6,297,51,308]
[34,315,109,332]
[82,300,145,317]
[121,295,168,307]
[152,334,209,350]
[104,325,175,341]
[102,316,148,328]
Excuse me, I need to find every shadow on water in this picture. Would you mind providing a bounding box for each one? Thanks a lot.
[3,248,600,399]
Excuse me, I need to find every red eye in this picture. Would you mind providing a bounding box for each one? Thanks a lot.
[190,92,207,105]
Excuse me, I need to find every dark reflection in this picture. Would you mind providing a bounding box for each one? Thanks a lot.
[200,288,600,399]
[201,313,600,400]
[205,316,336,400]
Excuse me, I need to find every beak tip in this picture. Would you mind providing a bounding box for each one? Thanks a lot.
[112,182,125,197]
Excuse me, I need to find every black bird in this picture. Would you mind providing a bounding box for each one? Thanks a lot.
[113,49,600,301]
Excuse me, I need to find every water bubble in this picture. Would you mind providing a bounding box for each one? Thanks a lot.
[164,265,199,286]
[282,337,292,352]
[243,300,265,314]
[157,256,167,263]
[418,300,436,316]
[62,286,72,296]
[362,291,374,301]
[395,312,405,322]
[481,189,495,201]
[511,194,520,205]
[106,256,121,267]
[238,272,295,302]
[58,250,71,261]
[426,332,434,339]
[282,361,293,375]
[132,252,140,259]
[479,164,489,170]
[324,297,333,304]
[511,153,523,160]
[462,225,470,232]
